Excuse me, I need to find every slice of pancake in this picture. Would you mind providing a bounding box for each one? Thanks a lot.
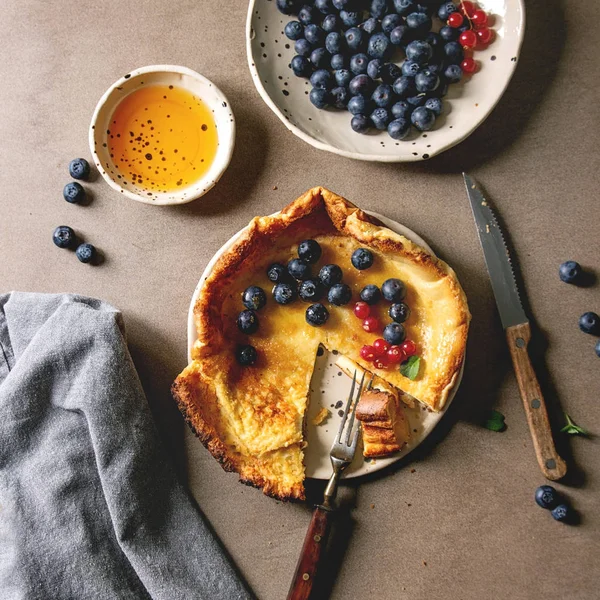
[172,187,470,500]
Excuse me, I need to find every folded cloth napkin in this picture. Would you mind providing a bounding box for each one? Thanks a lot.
[0,292,253,600]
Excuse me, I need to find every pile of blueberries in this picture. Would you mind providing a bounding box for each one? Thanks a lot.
[535,485,575,523]
[277,0,481,140]
[235,239,412,366]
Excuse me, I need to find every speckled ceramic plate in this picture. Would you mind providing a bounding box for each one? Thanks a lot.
[246,0,525,162]
[186,211,464,480]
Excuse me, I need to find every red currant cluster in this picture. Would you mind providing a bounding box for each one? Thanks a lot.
[353,301,418,370]
[447,1,495,75]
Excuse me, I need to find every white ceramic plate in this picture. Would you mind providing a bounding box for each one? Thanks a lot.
[186,211,463,479]
[246,0,525,162]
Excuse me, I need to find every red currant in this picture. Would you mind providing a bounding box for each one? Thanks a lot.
[458,1,476,17]
[386,345,405,365]
[400,340,417,357]
[353,301,371,320]
[471,9,488,27]
[373,356,389,370]
[461,57,478,74]
[360,344,376,361]
[362,317,380,333]
[476,27,494,44]
[459,30,477,48]
[447,12,464,28]
[372,338,390,357]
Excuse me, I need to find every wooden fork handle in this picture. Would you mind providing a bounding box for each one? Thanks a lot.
[286,506,333,600]
[506,322,567,480]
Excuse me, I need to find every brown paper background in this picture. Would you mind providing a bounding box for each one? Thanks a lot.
[1,1,599,599]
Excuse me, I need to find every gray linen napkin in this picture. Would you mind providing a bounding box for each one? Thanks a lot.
[0,292,253,600]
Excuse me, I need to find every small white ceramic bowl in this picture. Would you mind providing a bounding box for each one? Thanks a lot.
[89,65,235,205]
[246,0,525,162]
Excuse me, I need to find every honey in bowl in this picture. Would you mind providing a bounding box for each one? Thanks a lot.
[108,85,218,193]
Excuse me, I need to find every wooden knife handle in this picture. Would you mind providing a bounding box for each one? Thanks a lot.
[506,322,567,480]
[286,506,332,600]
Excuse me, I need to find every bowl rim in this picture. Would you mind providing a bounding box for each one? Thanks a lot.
[89,64,236,205]
[245,0,526,163]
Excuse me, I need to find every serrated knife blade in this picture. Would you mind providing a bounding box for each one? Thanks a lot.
[463,173,567,481]
[463,173,528,329]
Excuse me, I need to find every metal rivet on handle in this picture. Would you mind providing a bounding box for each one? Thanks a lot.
[516,338,525,348]
[313,534,321,543]
[546,459,556,470]
[531,399,541,409]
[302,573,310,581]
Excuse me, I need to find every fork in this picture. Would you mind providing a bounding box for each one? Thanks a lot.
[286,370,370,600]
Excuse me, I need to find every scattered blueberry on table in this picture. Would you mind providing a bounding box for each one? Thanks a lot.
[534,485,559,509]
[75,243,96,264]
[558,260,581,284]
[52,225,76,249]
[63,182,86,204]
[579,311,600,336]
[68,158,91,180]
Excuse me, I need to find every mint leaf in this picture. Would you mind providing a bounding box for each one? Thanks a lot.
[560,413,588,436]
[484,409,506,432]
[400,356,421,380]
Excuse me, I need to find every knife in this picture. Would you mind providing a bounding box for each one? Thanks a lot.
[463,173,567,481]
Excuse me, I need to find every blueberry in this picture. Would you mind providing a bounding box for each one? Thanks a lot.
[298,5,316,25]
[350,53,370,75]
[436,80,450,98]
[361,17,381,34]
[267,262,292,284]
[242,286,267,311]
[371,107,391,130]
[298,239,322,264]
[236,344,257,366]
[345,27,365,52]
[276,0,300,15]
[63,182,86,204]
[407,93,427,107]
[68,158,90,181]
[349,74,373,95]
[332,0,352,8]
[424,97,443,116]
[389,302,410,322]
[306,303,330,326]
[331,86,350,108]
[558,260,581,284]
[325,31,344,54]
[273,282,297,304]
[367,59,383,80]
[351,248,374,270]
[340,10,362,27]
[295,38,312,57]
[393,76,416,98]
[444,41,464,64]
[360,284,381,305]
[596,339,600,358]
[75,243,95,264]
[299,279,326,302]
[288,258,312,280]
[390,25,411,46]
[237,309,259,334]
[351,114,371,133]
[315,0,334,13]
[425,31,443,51]
[411,106,435,130]
[437,1,457,20]
[383,322,406,344]
[391,100,412,119]
[328,283,352,305]
[406,40,433,65]
[310,47,331,69]
[579,311,600,335]
[534,485,559,510]
[393,0,416,16]
[372,84,394,108]
[370,0,390,18]
[319,264,343,287]
[440,25,459,42]
[381,14,402,33]
[291,55,312,77]
[52,225,75,249]
[444,63,463,83]
[458,24,470,33]
[311,71,331,92]
[335,68,353,87]
[367,32,391,60]
[348,94,370,115]
[322,14,340,33]
[331,53,347,69]
[551,504,572,523]
[415,69,439,92]
[380,62,402,84]
[382,278,406,302]
[402,60,420,77]
[406,12,431,33]
[305,24,325,45]
[387,118,411,140]
[285,20,304,40]
[416,2,435,14]
[310,87,330,109]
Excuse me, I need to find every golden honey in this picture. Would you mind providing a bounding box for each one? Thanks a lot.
[108,85,218,193]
